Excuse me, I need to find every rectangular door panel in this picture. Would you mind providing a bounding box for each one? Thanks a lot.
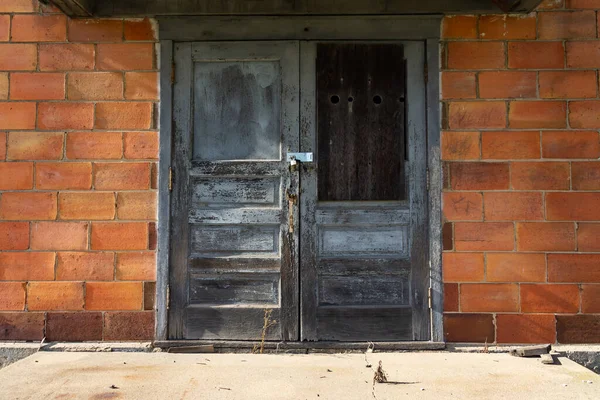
[170,41,299,341]
[300,41,429,341]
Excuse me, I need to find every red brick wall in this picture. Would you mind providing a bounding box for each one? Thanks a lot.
[442,0,600,344]
[0,1,158,341]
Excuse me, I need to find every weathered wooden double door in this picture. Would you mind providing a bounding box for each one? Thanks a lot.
[169,40,429,342]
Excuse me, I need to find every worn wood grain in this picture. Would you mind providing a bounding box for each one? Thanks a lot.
[155,340,446,351]
[189,274,279,305]
[319,275,410,306]
[426,38,444,343]
[169,42,193,339]
[316,307,413,341]
[185,306,282,340]
[156,39,173,341]
[405,41,430,341]
[317,43,405,202]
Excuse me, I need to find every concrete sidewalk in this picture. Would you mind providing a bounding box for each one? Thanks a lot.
[0,351,597,399]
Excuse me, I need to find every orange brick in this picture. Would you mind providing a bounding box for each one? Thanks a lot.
[444,283,459,312]
[479,71,536,99]
[27,282,84,311]
[569,101,600,128]
[124,18,156,41]
[538,10,596,39]
[460,283,519,312]
[0,16,10,42]
[116,252,156,281]
[0,162,33,190]
[39,44,95,71]
[442,72,477,99]
[481,131,540,160]
[442,253,485,282]
[36,162,92,190]
[95,102,152,130]
[549,254,600,283]
[0,222,29,250]
[67,72,123,100]
[521,284,580,313]
[443,192,483,221]
[487,253,547,283]
[441,131,480,160]
[66,132,123,160]
[455,222,514,251]
[540,0,565,8]
[85,282,143,311]
[7,132,64,160]
[10,72,65,101]
[447,102,506,129]
[444,314,495,343]
[94,163,150,190]
[68,19,123,42]
[581,284,600,313]
[31,222,89,251]
[104,311,154,340]
[573,162,600,190]
[539,71,597,99]
[37,103,94,131]
[509,101,566,129]
[450,162,510,190]
[442,15,478,39]
[547,193,600,221]
[0,103,36,130]
[116,192,157,220]
[58,192,116,220]
[56,252,115,281]
[508,42,565,69]
[0,192,57,220]
[447,42,506,70]
[11,15,67,42]
[496,315,556,344]
[0,252,55,281]
[578,223,600,251]
[542,131,599,159]
[123,131,159,159]
[39,2,62,13]
[0,312,44,341]
[567,0,600,8]
[0,44,37,71]
[97,43,154,71]
[511,162,570,190]
[0,132,5,160]
[91,222,148,250]
[484,192,543,221]
[567,41,600,68]
[479,14,537,39]
[0,282,26,311]
[125,72,158,100]
[517,222,576,251]
[0,73,7,100]
[0,0,37,12]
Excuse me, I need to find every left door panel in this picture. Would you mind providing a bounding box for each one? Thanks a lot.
[169,42,300,341]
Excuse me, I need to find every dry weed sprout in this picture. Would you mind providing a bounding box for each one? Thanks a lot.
[252,309,277,354]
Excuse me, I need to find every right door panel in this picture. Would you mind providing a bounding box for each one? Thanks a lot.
[300,41,429,341]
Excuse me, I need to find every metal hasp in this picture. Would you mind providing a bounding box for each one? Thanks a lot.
[287,152,314,163]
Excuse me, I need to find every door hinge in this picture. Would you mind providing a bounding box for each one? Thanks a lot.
[171,62,176,84]
[428,287,433,310]
[168,167,173,191]
[166,285,171,310]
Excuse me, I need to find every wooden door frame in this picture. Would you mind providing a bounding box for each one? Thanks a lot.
[156,15,443,344]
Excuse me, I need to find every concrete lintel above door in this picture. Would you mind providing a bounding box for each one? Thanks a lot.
[49,0,544,18]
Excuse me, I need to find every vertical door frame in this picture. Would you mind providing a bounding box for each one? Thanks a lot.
[156,15,443,342]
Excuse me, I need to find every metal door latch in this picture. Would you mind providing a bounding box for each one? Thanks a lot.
[287,152,313,165]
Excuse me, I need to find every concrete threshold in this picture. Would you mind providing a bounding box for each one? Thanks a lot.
[0,351,598,399]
